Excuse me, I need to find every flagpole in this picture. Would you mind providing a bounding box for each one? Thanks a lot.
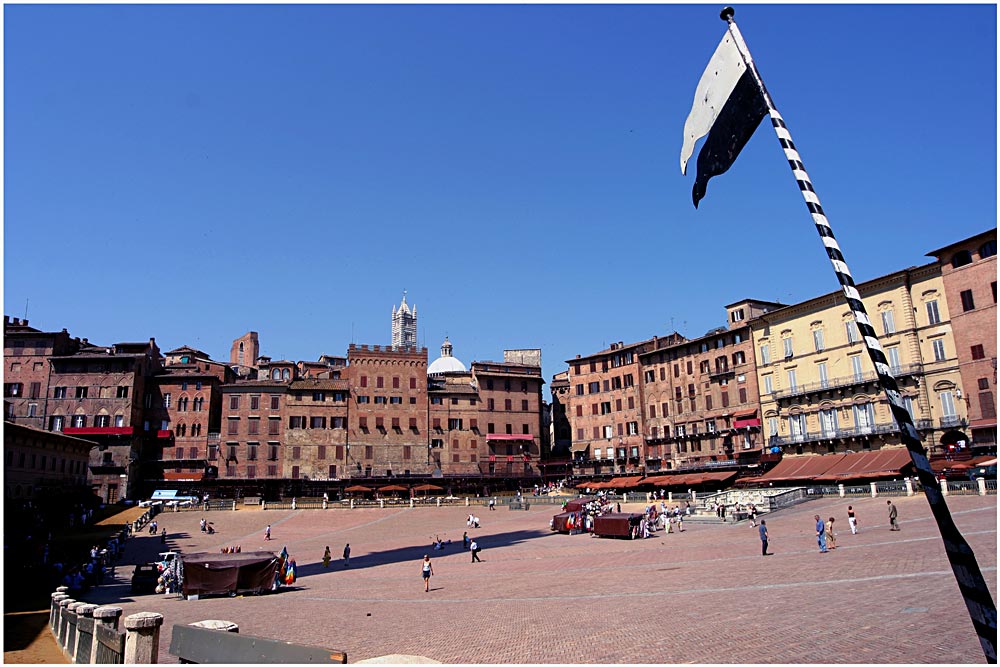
[717,7,997,662]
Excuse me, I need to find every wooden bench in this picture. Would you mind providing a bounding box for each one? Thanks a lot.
[169,624,347,663]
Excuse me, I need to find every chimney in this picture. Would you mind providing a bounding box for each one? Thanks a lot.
[22,319,28,327]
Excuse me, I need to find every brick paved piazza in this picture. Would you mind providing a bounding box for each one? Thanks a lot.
[85,495,996,664]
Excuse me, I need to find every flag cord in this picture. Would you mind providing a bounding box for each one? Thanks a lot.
[720,8,997,662]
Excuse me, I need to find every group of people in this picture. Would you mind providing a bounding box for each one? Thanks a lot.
[322,544,350,567]
[756,501,901,556]
[199,518,216,534]
[219,545,242,553]
[466,514,481,528]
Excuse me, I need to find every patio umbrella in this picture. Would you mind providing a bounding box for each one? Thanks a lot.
[379,484,409,492]
[412,484,443,492]
[344,485,372,493]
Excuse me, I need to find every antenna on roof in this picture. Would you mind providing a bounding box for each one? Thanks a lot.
[23,298,29,321]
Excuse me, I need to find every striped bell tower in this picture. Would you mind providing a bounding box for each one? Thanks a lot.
[391,291,417,350]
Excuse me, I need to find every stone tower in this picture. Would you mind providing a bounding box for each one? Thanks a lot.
[391,292,417,350]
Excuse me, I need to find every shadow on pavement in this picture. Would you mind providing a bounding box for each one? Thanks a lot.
[294,527,556,579]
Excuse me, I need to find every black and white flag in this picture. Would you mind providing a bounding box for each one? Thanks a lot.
[680,32,768,208]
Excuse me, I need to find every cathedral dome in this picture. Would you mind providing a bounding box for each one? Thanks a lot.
[428,337,467,375]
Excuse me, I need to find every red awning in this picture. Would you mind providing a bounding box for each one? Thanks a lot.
[969,418,997,429]
[486,434,536,441]
[734,418,761,429]
[163,471,204,481]
[157,430,174,439]
[731,408,758,419]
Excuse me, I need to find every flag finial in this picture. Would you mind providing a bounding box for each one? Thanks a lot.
[720,6,735,21]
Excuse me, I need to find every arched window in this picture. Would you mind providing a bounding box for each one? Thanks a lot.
[282,369,290,380]
[238,342,245,365]
[980,240,997,259]
[951,250,973,268]
[272,368,281,380]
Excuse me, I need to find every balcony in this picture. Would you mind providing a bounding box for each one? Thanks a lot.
[769,422,901,447]
[770,364,924,401]
[939,416,967,429]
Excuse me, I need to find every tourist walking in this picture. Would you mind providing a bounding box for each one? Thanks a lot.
[264,525,271,541]
[322,546,331,568]
[887,501,900,531]
[462,532,470,550]
[826,517,837,549]
[489,497,496,511]
[470,539,482,562]
[847,505,858,534]
[343,543,351,566]
[759,520,770,556]
[421,555,434,592]
[748,504,757,527]
[814,515,828,553]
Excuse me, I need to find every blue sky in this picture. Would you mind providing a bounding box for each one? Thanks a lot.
[4,4,996,386]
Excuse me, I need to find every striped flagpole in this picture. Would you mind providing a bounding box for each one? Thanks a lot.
[718,7,997,662]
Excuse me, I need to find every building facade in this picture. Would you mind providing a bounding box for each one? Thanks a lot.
[750,263,964,457]
[926,230,997,453]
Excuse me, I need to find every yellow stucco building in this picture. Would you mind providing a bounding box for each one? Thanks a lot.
[749,262,966,457]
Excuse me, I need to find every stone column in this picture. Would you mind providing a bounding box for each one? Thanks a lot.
[64,601,82,652]
[73,604,97,662]
[57,598,76,647]
[838,484,845,498]
[940,478,949,497]
[91,606,123,665]
[292,498,297,510]
[51,593,69,631]
[977,477,986,496]
[124,612,164,664]
[905,478,915,496]
[870,482,878,498]
[190,620,239,633]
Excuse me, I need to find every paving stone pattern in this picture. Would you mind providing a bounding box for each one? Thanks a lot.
[81,496,996,664]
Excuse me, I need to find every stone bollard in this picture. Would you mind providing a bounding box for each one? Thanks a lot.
[57,598,76,647]
[232,500,237,511]
[870,482,878,498]
[436,498,441,508]
[838,484,845,498]
[63,601,82,651]
[409,498,414,508]
[56,586,69,594]
[977,477,986,496]
[465,498,470,507]
[905,478,915,496]
[261,500,267,511]
[668,492,673,502]
[323,499,329,510]
[73,604,97,661]
[190,620,239,633]
[940,478,949,496]
[51,593,69,630]
[292,498,297,510]
[379,499,384,509]
[124,612,164,664]
[91,606,124,663]
[350,499,355,509]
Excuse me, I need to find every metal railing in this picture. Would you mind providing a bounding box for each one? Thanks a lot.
[946,480,980,495]
[874,481,909,496]
[769,422,900,446]
[986,480,997,494]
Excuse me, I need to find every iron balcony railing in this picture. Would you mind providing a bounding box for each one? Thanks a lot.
[769,422,900,446]
[939,416,966,428]
[769,364,923,400]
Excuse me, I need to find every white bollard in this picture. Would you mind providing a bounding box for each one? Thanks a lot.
[73,604,97,661]
[232,500,237,511]
[91,606,123,664]
[940,478,949,496]
[838,484,845,498]
[379,499,384,509]
[292,498,297,510]
[977,477,986,496]
[409,498,414,508]
[905,479,914,496]
[437,498,441,508]
[350,499,355,509]
[323,499,329,510]
[870,482,878,498]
